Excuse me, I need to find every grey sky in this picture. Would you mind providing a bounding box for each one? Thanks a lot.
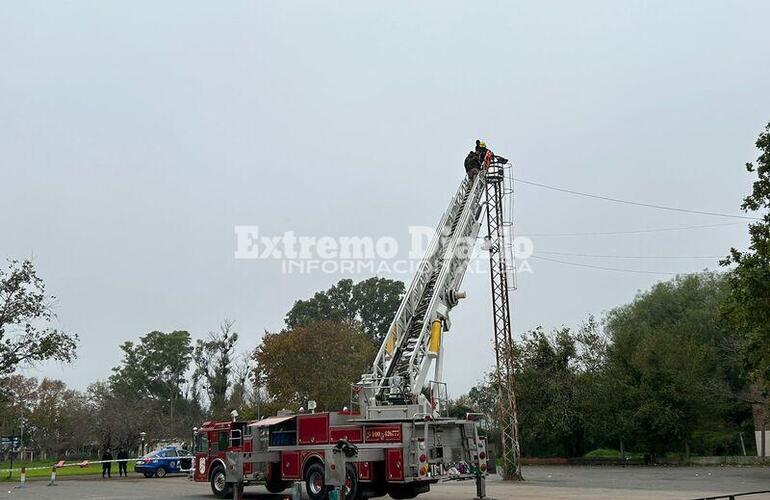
[2,1,769,398]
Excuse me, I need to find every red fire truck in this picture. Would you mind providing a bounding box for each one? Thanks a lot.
[193,166,515,498]
[193,408,487,499]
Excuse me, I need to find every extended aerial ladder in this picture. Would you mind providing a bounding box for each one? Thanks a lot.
[360,172,485,408]
[357,152,522,479]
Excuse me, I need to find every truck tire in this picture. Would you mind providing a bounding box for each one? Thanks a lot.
[304,462,328,500]
[209,464,233,499]
[266,480,291,493]
[346,463,363,500]
[265,475,290,493]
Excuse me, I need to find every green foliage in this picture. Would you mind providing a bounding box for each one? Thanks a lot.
[285,277,404,342]
[454,273,750,459]
[106,329,210,443]
[0,259,78,375]
[466,374,498,424]
[722,122,770,384]
[583,448,644,459]
[109,330,193,401]
[285,279,357,328]
[447,397,475,419]
[603,273,738,456]
[513,323,601,457]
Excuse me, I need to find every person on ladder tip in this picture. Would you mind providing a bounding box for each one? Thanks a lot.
[465,139,508,177]
[463,139,491,176]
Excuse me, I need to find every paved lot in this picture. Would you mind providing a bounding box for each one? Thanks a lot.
[1,466,769,499]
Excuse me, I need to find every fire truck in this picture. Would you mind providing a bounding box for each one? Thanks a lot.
[194,157,512,499]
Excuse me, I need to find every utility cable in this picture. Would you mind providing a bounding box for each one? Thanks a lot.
[513,178,760,221]
[536,251,721,260]
[521,221,746,237]
[529,255,685,275]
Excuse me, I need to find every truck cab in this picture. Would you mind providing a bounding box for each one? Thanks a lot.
[193,420,254,496]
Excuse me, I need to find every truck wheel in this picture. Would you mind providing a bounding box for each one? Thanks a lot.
[265,462,290,493]
[344,463,361,500]
[209,465,233,499]
[304,462,328,500]
[155,467,166,478]
[265,476,290,493]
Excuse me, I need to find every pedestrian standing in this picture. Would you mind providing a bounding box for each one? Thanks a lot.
[117,448,129,477]
[102,448,113,478]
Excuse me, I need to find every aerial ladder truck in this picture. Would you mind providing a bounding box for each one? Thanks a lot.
[193,151,520,499]
[357,150,521,480]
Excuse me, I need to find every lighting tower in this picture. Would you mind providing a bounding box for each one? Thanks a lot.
[485,161,523,480]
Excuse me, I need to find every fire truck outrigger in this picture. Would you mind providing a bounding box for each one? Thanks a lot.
[193,151,518,499]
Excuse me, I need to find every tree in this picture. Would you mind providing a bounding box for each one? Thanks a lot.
[27,378,91,459]
[285,279,357,328]
[572,317,626,455]
[0,375,37,454]
[603,272,740,458]
[466,375,498,424]
[722,122,770,384]
[110,330,193,401]
[107,330,204,442]
[514,327,585,457]
[226,353,257,420]
[88,381,157,453]
[194,320,239,420]
[253,320,376,412]
[450,374,500,441]
[285,277,405,343]
[351,277,406,342]
[0,259,78,375]
[0,376,94,458]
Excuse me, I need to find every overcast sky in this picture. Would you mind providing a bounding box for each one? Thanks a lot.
[2,1,769,399]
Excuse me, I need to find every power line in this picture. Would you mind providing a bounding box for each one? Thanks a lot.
[522,221,746,237]
[536,251,721,260]
[513,178,761,221]
[529,255,683,275]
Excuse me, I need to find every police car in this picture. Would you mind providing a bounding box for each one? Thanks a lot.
[134,446,192,478]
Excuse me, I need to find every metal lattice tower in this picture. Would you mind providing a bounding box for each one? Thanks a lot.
[485,163,523,480]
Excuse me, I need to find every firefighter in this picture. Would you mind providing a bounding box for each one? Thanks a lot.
[464,139,489,177]
[475,139,487,157]
[464,150,481,176]
[117,448,129,477]
[102,448,113,478]
[476,140,494,169]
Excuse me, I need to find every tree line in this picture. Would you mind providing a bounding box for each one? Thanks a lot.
[0,274,403,459]
[452,272,759,458]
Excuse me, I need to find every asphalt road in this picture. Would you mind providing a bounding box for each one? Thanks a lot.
[1,466,769,499]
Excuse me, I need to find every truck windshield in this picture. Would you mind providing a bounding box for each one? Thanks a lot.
[196,433,208,453]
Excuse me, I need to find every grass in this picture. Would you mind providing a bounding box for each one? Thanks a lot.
[584,448,644,459]
[0,459,106,481]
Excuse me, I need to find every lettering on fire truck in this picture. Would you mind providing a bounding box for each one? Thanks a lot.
[364,425,402,443]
